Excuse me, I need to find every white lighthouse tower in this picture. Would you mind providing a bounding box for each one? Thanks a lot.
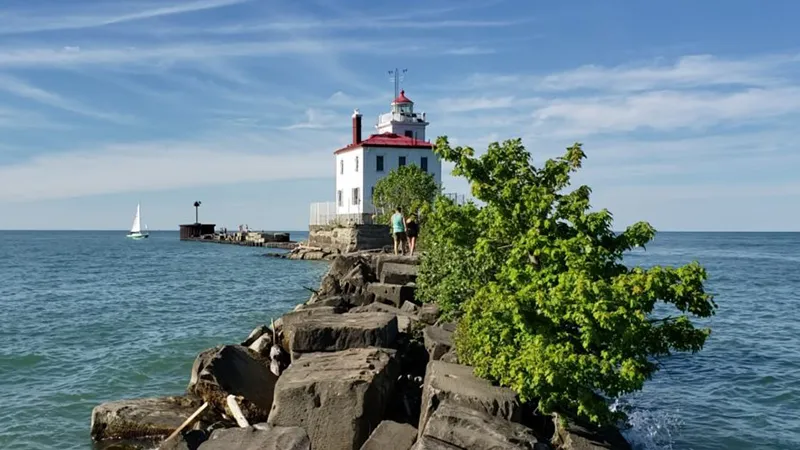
[331,89,442,222]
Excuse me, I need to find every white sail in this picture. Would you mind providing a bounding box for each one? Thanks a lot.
[130,203,142,233]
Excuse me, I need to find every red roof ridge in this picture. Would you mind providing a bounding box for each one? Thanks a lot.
[393,89,412,104]
[334,131,432,154]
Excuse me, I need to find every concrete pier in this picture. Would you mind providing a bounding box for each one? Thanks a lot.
[180,230,299,249]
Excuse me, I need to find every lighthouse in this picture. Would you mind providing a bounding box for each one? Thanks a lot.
[332,90,442,221]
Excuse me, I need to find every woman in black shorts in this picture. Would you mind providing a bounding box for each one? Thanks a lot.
[405,215,419,256]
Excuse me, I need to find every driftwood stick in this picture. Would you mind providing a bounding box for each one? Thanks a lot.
[226,395,250,428]
[160,402,209,447]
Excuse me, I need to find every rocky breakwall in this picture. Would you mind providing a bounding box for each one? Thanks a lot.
[90,252,631,450]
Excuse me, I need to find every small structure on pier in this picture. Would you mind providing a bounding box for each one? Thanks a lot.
[179,223,216,239]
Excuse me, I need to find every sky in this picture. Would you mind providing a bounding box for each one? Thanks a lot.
[0,0,798,231]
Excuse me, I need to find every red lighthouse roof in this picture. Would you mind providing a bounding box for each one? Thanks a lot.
[334,132,432,154]
[393,90,412,104]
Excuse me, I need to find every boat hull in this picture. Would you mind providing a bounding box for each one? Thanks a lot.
[126,233,149,239]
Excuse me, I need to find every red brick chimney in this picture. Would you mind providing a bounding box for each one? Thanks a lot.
[352,109,362,144]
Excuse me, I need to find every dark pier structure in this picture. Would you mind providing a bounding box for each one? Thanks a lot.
[177,201,298,249]
[179,223,216,240]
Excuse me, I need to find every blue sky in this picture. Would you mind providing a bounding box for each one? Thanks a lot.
[0,0,798,231]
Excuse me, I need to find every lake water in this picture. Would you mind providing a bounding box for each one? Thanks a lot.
[0,231,798,449]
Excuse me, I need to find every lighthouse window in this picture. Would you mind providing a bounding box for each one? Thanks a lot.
[376,155,384,172]
[399,156,406,167]
[337,190,343,207]
[421,157,428,173]
[404,130,413,138]
[340,160,343,174]
[355,156,359,172]
[352,187,360,205]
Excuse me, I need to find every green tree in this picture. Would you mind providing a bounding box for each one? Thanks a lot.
[419,136,717,425]
[372,164,438,223]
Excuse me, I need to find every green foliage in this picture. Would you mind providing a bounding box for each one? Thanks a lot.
[419,136,717,425]
[416,196,484,320]
[372,164,439,223]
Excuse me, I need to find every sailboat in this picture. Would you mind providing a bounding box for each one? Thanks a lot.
[126,203,150,239]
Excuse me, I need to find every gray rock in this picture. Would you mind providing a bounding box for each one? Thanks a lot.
[350,303,417,333]
[418,361,521,439]
[279,307,341,349]
[360,420,417,450]
[551,413,632,450]
[187,345,278,423]
[422,324,455,361]
[374,255,420,282]
[380,262,418,285]
[303,295,350,309]
[248,333,274,357]
[241,324,269,347]
[439,350,459,364]
[198,424,310,450]
[285,312,398,356]
[418,304,441,326]
[366,283,416,308]
[411,436,462,450]
[268,348,400,450]
[159,429,208,450]
[422,401,538,449]
[90,396,211,442]
[400,301,420,314]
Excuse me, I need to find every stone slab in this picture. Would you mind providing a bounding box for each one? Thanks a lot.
[285,312,398,355]
[90,396,210,442]
[380,262,418,285]
[418,361,521,439]
[360,420,417,450]
[350,303,417,333]
[198,424,310,450]
[422,401,538,450]
[366,283,416,308]
[422,324,455,361]
[268,348,399,450]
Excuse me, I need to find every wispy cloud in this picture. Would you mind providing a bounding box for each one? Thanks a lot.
[0,73,133,123]
[530,87,800,136]
[284,109,345,130]
[0,39,382,68]
[0,0,249,35]
[463,53,800,93]
[0,136,335,202]
[443,47,496,56]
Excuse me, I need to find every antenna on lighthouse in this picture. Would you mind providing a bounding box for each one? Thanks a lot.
[388,68,407,99]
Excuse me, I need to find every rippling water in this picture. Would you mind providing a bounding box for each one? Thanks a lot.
[0,231,327,450]
[1,231,798,449]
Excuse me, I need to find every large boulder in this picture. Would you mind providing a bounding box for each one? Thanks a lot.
[279,307,343,349]
[284,312,398,357]
[418,361,522,439]
[241,324,270,347]
[360,420,418,450]
[422,324,455,361]
[551,413,632,450]
[187,345,278,423]
[90,396,211,442]
[350,302,417,333]
[268,347,400,450]
[374,254,419,281]
[422,401,539,450]
[366,283,416,308]
[198,424,311,450]
[380,262,418,285]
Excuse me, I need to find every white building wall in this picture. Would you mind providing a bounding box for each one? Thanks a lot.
[363,146,442,215]
[335,148,365,215]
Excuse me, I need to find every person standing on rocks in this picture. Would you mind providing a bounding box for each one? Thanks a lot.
[405,214,419,256]
[391,207,407,255]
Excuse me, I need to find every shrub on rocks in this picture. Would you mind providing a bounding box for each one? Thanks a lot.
[419,137,717,425]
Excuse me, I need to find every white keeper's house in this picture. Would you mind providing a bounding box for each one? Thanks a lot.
[310,90,442,226]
